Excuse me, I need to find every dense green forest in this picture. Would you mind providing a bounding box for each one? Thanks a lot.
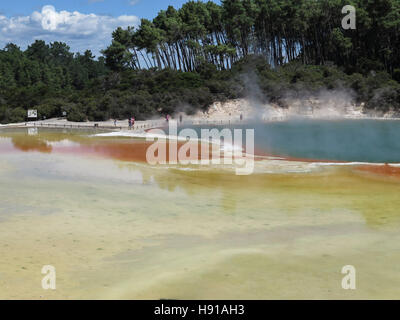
[1,0,400,123]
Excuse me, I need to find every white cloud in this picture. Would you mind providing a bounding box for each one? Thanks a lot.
[0,5,139,57]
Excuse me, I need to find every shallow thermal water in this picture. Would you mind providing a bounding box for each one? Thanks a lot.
[183,119,400,163]
[1,125,400,299]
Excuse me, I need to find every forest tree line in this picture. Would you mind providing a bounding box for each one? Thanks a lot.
[0,0,400,123]
[103,0,400,75]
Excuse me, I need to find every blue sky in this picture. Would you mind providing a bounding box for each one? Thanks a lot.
[0,0,214,56]
[0,0,193,20]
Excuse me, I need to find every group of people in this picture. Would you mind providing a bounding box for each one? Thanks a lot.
[113,117,135,129]
[113,112,240,129]
[113,113,187,130]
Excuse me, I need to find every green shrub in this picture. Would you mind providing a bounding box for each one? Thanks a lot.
[10,107,27,123]
[67,108,86,122]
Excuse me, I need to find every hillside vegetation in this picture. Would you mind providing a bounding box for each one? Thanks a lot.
[1,0,399,123]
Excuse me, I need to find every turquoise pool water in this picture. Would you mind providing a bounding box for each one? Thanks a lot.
[182,120,400,163]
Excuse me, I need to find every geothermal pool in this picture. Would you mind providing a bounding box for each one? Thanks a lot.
[185,119,400,163]
[1,122,400,299]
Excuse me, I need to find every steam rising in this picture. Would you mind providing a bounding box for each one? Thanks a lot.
[240,71,362,121]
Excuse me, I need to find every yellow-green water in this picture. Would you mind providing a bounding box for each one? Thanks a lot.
[0,128,400,299]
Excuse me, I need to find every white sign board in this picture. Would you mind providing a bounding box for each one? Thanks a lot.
[27,110,38,118]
